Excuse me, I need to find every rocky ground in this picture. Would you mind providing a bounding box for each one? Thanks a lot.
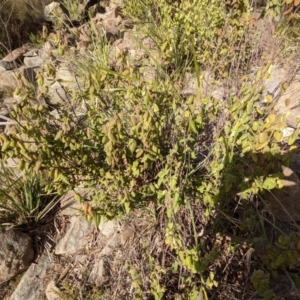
[0,1,300,299]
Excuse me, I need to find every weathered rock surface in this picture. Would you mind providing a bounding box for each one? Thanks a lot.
[0,70,19,92]
[45,280,60,300]
[275,74,300,129]
[10,255,52,300]
[2,46,28,63]
[0,61,15,71]
[23,56,44,68]
[45,64,86,104]
[0,230,34,284]
[55,215,93,255]
[44,2,70,23]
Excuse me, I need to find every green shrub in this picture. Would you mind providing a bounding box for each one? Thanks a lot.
[122,0,251,75]
[0,0,299,297]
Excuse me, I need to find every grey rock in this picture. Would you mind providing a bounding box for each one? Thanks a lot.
[0,66,37,92]
[42,42,55,57]
[75,254,88,265]
[102,18,121,36]
[0,69,17,92]
[99,219,118,238]
[89,231,120,286]
[274,73,300,128]
[88,258,106,286]
[45,280,60,300]
[100,231,120,256]
[23,50,38,57]
[44,2,70,23]
[23,56,44,67]
[282,126,295,138]
[0,60,15,71]
[45,64,86,104]
[0,230,34,284]
[55,215,93,254]
[10,255,52,300]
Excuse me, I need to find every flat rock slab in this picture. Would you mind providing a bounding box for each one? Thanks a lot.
[59,188,91,216]
[89,231,121,286]
[0,70,19,92]
[99,219,118,238]
[10,255,52,300]
[0,230,34,284]
[23,56,44,68]
[45,280,61,300]
[262,65,300,128]
[2,46,28,63]
[55,215,93,255]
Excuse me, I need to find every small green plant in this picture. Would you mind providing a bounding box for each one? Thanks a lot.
[28,32,45,47]
[251,269,277,300]
[0,165,59,227]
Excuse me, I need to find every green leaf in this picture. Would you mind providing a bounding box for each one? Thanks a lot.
[273,131,283,142]
[259,132,268,144]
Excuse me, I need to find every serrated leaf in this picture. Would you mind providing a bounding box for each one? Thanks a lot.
[263,177,278,189]
[247,101,253,114]
[288,131,298,145]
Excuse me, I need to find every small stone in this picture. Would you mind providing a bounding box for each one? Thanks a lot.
[23,50,38,57]
[88,259,106,286]
[0,60,15,71]
[99,219,118,238]
[55,215,93,255]
[23,57,44,67]
[10,255,52,300]
[0,230,34,284]
[44,2,70,22]
[45,280,60,300]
